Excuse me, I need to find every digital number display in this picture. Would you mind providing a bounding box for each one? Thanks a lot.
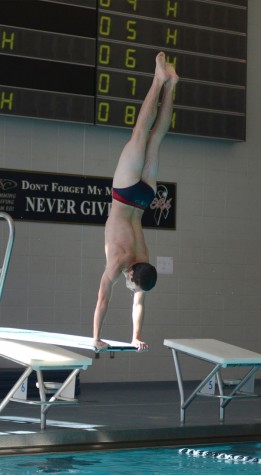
[98,12,246,59]
[0,0,248,140]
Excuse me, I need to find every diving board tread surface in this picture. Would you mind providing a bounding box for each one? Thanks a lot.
[164,339,261,366]
[0,327,137,352]
[0,339,92,370]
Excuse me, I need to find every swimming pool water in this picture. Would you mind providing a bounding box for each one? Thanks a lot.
[1,442,261,475]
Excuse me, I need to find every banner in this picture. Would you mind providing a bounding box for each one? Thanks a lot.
[0,169,176,229]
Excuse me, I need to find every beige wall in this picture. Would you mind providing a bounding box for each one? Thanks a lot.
[0,1,260,383]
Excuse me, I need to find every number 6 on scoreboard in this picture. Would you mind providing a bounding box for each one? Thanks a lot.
[125,48,136,69]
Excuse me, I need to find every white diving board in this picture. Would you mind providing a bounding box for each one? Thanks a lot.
[164,338,261,423]
[0,327,139,352]
[0,327,142,429]
[0,339,92,429]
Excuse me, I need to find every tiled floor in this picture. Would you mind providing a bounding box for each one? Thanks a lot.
[0,380,261,455]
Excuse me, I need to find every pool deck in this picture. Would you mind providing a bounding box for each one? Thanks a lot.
[0,380,261,455]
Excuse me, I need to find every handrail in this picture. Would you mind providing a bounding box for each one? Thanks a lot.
[0,212,15,300]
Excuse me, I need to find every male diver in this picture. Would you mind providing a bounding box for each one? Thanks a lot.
[93,52,179,351]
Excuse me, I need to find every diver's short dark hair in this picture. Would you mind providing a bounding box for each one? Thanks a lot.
[131,263,157,291]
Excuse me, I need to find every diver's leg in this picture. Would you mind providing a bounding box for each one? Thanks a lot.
[112,52,168,188]
[141,63,179,190]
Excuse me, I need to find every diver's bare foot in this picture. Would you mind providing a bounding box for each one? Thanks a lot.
[93,339,110,352]
[165,62,179,85]
[155,52,167,83]
[155,52,179,86]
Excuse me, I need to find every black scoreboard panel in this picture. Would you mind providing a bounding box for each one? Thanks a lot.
[0,0,97,124]
[0,0,248,141]
[96,0,247,140]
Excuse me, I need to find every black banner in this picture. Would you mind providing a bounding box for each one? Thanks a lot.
[0,169,176,229]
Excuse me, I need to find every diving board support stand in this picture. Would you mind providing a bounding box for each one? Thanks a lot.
[0,339,92,429]
[164,339,261,424]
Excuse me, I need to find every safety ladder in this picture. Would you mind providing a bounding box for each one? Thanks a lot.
[0,212,15,300]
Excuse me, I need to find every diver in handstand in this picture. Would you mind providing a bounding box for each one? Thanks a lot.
[93,52,179,351]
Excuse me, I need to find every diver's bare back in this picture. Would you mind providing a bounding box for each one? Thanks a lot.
[105,201,148,273]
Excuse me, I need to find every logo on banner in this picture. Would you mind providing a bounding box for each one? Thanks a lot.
[0,179,17,190]
[151,185,172,226]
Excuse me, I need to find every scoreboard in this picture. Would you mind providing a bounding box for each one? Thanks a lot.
[0,0,248,140]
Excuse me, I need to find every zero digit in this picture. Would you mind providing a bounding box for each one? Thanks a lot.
[99,16,111,36]
[98,73,110,94]
[98,44,111,65]
[97,101,110,122]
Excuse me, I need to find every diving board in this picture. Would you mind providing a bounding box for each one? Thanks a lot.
[164,338,261,423]
[0,339,92,429]
[0,327,138,352]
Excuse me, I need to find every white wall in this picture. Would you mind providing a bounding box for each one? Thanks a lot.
[0,1,260,383]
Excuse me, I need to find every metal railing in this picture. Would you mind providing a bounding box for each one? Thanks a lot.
[0,213,15,300]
